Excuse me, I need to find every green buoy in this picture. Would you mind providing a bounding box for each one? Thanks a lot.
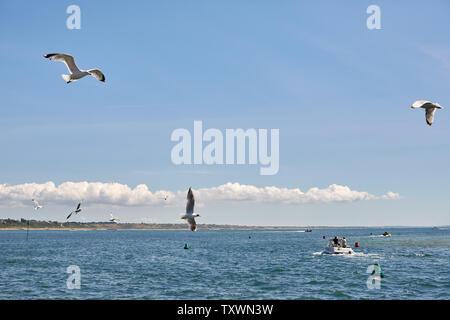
[184,243,190,249]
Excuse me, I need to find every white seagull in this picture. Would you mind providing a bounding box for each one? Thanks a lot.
[181,187,200,231]
[32,199,43,210]
[109,213,119,223]
[43,53,105,84]
[411,100,444,126]
[67,201,82,220]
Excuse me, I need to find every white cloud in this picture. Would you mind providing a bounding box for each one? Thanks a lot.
[0,181,172,207]
[0,181,400,208]
[193,183,400,204]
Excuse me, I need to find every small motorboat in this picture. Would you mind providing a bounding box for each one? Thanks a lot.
[305,228,312,232]
[369,232,391,238]
[322,237,354,255]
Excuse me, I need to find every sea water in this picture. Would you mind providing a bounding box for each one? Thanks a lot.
[0,227,449,299]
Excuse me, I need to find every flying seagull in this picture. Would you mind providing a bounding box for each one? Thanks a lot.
[109,213,119,223]
[67,202,82,220]
[411,100,444,126]
[43,53,105,84]
[181,187,200,231]
[31,199,43,210]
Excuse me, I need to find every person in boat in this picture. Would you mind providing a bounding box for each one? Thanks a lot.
[333,236,339,246]
[342,237,347,248]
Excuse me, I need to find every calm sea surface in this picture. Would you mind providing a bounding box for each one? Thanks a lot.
[0,227,449,299]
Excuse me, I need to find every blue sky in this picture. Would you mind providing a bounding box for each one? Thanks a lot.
[0,0,449,226]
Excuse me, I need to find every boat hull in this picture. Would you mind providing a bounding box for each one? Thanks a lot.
[322,247,354,255]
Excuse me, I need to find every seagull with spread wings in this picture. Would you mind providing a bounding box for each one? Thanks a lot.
[31,199,43,210]
[181,187,200,231]
[411,100,444,126]
[67,201,82,220]
[43,53,105,84]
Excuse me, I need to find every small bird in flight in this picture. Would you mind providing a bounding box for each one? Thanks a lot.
[67,201,82,220]
[43,53,105,84]
[32,199,43,210]
[411,100,444,126]
[109,213,119,223]
[181,187,200,231]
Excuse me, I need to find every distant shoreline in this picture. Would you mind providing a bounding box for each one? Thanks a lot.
[0,228,245,231]
[0,218,305,231]
[0,226,301,231]
[0,226,308,231]
[0,218,446,231]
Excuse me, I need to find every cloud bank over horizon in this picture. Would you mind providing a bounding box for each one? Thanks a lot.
[0,181,400,208]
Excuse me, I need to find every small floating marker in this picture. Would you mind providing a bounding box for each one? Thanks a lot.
[322,236,326,239]
[355,242,360,247]
[184,243,190,249]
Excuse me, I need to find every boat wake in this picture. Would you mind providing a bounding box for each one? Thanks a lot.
[313,251,382,259]
[262,230,305,233]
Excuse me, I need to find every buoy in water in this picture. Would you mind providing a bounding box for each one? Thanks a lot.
[355,242,359,247]
[184,243,190,249]
[322,236,326,239]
